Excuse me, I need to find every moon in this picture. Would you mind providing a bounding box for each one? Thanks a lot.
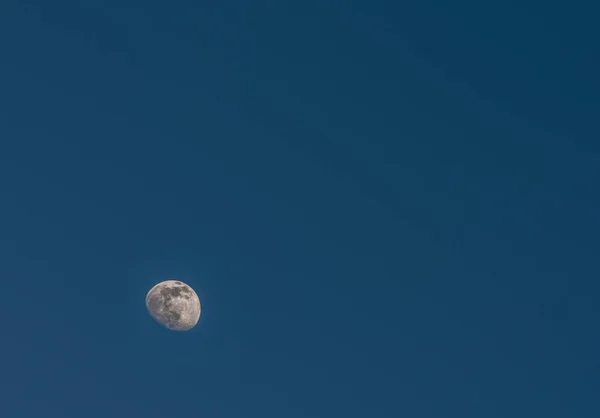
[145,280,201,331]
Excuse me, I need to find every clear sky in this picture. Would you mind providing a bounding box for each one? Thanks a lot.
[1,1,598,417]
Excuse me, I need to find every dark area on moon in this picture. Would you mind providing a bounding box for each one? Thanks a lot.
[161,285,192,300]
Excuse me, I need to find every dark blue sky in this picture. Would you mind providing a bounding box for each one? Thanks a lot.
[1,1,598,417]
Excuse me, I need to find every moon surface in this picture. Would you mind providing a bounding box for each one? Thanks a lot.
[145,280,201,331]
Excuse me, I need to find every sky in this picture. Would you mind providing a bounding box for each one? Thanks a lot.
[0,1,598,417]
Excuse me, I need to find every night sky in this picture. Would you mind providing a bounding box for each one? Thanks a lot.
[1,1,598,417]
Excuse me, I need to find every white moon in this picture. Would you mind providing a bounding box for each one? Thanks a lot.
[145,280,201,331]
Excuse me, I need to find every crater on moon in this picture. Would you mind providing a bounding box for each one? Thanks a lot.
[145,280,201,331]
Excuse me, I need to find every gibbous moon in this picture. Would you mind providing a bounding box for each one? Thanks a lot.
[145,280,201,331]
